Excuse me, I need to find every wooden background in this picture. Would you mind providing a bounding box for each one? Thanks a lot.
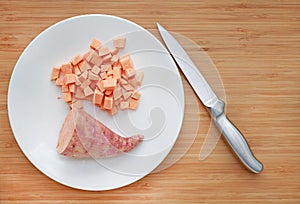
[1,0,299,203]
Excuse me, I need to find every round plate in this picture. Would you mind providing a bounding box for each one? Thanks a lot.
[8,14,184,190]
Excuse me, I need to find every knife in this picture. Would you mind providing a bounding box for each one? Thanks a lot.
[157,23,263,173]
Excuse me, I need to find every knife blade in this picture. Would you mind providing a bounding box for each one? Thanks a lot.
[157,23,263,173]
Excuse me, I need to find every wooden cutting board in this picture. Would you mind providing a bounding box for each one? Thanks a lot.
[0,0,299,203]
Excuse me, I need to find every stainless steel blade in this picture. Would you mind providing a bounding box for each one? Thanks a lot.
[157,23,218,107]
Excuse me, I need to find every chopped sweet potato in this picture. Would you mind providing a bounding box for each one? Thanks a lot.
[51,66,60,80]
[61,63,73,75]
[102,78,117,90]
[64,74,77,85]
[114,37,126,49]
[129,98,139,110]
[103,96,113,110]
[51,37,144,115]
[71,55,83,66]
[90,38,101,50]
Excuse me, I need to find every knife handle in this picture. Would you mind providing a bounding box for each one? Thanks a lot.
[208,100,263,173]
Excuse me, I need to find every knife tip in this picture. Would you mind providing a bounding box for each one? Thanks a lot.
[156,22,164,31]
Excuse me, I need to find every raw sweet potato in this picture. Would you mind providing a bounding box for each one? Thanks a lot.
[57,109,143,158]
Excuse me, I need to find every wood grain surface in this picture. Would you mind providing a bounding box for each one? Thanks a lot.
[1,0,299,203]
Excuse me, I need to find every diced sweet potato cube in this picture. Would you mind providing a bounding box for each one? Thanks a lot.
[129,98,139,110]
[123,90,133,100]
[75,89,85,99]
[74,65,81,75]
[83,86,94,97]
[131,91,141,100]
[99,72,107,80]
[120,55,134,70]
[70,100,83,109]
[94,56,103,67]
[88,71,100,81]
[114,98,122,106]
[102,54,112,62]
[120,101,129,110]
[91,65,101,75]
[93,88,104,106]
[63,92,72,103]
[111,48,119,55]
[90,51,99,65]
[100,64,110,72]
[136,72,144,86]
[125,68,136,78]
[61,85,69,93]
[96,80,106,92]
[56,78,64,86]
[102,78,117,90]
[69,84,75,93]
[80,79,91,90]
[75,77,81,86]
[111,55,119,65]
[71,55,83,66]
[103,96,113,110]
[90,81,97,90]
[108,105,118,115]
[78,60,91,72]
[120,78,128,85]
[79,71,88,82]
[61,63,73,75]
[64,74,76,85]
[121,73,128,80]
[105,90,113,96]
[114,37,126,49]
[107,70,113,77]
[112,66,121,80]
[51,66,60,80]
[83,49,95,62]
[98,47,111,56]
[121,83,134,91]
[113,87,122,100]
[90,38,101,50]
[128,78,138,88]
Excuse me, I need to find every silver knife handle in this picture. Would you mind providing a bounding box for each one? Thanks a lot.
[208,100,263,173]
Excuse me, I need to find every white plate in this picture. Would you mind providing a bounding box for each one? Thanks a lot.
[8,14,184,190]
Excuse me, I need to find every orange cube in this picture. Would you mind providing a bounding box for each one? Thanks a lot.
[114,37,126,49]
[131,91,141,100]
[83,49,95,62]
[120,101,129,110]
[98,47,111,57]
[83,86,94,97]
[61,63,73,75]
[93,88,104,106]
[71,55,83,66]
[63,92,72,103]
[56,78,64,86]
[69,84,75,93]
[50,66,60,80]
[120,55,134,70]
[78,60,91,72]
[125,68,136,78]
[102,78,117,90]
[90,38,101,50]
[129,98,139,110]
[61,85,69,93]
[64,74,76,85]
[103,96,113,110]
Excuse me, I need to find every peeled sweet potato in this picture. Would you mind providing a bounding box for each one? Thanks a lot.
[57,108,143,158]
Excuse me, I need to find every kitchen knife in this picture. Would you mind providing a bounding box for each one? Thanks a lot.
[157,23,263,173]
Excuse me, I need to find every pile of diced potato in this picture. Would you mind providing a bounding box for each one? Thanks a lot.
[50,37,143,115]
